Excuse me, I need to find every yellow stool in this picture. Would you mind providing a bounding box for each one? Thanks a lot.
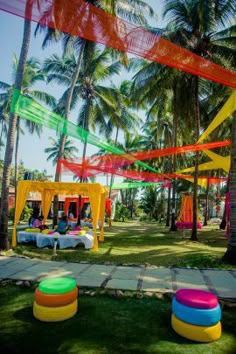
[171,314,221,342]
[33,300,78,322]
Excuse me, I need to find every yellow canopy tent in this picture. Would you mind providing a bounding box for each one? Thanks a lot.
[13,181,108,250]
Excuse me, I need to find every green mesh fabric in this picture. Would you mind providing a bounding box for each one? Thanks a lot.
[11,90,163,175]
[111,181,166,189]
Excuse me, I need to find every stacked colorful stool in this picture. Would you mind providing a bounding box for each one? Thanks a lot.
[33,276,78,322]
[171,288,222,342]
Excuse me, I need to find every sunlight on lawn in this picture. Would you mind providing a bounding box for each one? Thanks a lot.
[13,220,234,269]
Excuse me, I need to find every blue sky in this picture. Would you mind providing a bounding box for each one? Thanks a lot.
[0,0,166,181]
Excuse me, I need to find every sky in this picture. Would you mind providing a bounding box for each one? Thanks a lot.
[0,0,166,182]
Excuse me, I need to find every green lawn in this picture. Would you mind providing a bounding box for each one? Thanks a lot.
[0,284,235,354]
[11,220,236,269]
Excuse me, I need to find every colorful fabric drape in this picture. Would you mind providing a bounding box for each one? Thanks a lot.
[1,0,236,87]
[41,189,55,224]
[59,140,230,170]
[12,181,33,246]
[176,193,202,229]
[111,181,171,189]
[11,90,230,180]
[10,89,168,176]
[198,91,236,142]
[178,151,230,174]
[64,196,89,217]
[59,158,227,186]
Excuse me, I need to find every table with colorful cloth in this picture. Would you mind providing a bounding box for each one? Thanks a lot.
[17,231,94,249]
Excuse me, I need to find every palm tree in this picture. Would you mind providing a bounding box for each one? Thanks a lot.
[104,80,142,196]
[0,0,36,250]
[36,0,155,225]
[44,48,122,162]
[130,0,236,238]
[162,0,236,240]
[222,113,236,263]
[44,136,79,167]
[0,56,56,197]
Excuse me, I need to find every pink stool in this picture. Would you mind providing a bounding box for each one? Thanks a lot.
[176,288,218,309]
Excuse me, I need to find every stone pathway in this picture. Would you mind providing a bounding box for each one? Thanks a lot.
[0,256,236,299]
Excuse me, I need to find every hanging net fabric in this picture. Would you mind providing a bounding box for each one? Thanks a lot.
[111,181,171,189]
[57,139,229,170]
[10,89,169,176]
[58,158,227,186]
[1,0,236,87]
[176,193,202,229]
[11,89,230,180]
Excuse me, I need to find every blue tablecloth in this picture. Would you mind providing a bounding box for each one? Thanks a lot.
[17,231,94,249]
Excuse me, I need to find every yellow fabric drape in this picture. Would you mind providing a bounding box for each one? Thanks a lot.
[41,189,55,223]
[13,181,107,250]
[88,190,100,251]
[12,181,32,247]
[198,91,236,142]
[178,151,230,174]
[203,150,230,173]
[183,177,208,188]
[99,191,107,242]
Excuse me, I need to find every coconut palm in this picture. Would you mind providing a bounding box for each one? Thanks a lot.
[0,0,42,249]
[130,0,236,238]
[0,56,56,197]
[36,0,155,224]
[162,0,236,240]
[44,136,79,167]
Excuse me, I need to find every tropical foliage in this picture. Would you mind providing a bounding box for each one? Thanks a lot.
[0,0,236,263]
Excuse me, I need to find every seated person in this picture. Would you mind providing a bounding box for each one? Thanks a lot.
[32,216,43,228]
[68,210,74,219]
[55,215,70,234]
[28,206,40,226]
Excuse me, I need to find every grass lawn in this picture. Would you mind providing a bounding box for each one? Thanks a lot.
[0,284,236,354]
[11,220,235,269]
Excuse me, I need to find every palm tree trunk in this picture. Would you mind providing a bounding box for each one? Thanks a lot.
[77,97,91,225]
[170,85,178,231]
[190,77,200,241]
[80,97,91,180]
[222,112,236,264]
[14,117,20,205]
[109,126,119,198]
[0,15,31,250]
[220,177,229,230]
[0,120,4,159]
[53,40,86,227]
[166,184,171,226]
[203,178,209,226]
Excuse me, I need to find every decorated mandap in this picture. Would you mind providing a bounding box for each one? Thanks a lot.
[12,181,108,250]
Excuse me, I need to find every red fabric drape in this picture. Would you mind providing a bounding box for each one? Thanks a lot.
[59,158,228,185]
[105,198,112,217]
[57,140,230,176]
[64,196,89,217]
[0,1,236,87]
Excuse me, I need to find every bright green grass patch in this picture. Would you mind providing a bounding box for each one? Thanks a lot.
[12,221,235,269]
[0,285,236,354]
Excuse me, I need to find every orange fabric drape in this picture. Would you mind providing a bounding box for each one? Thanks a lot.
[1,1,236,87]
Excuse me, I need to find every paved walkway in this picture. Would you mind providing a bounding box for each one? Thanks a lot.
[0,256,236,299]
